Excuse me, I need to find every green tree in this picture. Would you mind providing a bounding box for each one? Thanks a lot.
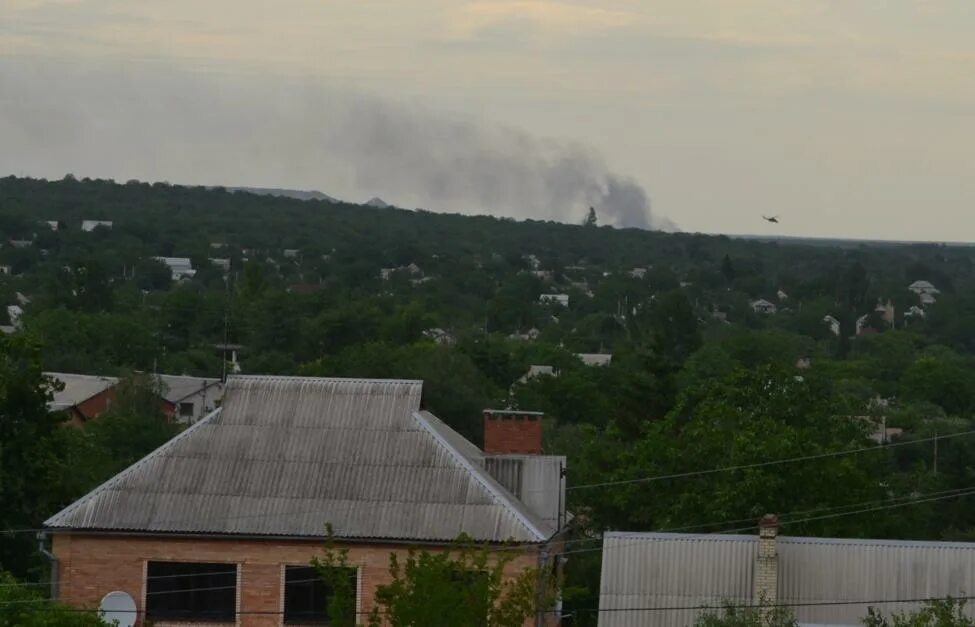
[0,571,108,626]
[863,599,974,627]
[86,374,181,473]
[0,334,68,576]
[583,206,598,227]
[695,601,798,627]
[313,532,549,627]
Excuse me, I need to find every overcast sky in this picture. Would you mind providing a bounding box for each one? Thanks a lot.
[1,1,973,239]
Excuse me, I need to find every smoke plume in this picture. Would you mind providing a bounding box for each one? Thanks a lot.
[0,62,675,230]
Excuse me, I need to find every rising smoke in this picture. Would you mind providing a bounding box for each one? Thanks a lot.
[0,62,675,230]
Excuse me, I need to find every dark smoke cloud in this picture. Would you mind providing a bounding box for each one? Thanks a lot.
[0,61,675,230]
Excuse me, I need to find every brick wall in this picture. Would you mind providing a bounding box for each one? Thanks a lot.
[483,410,544,454]
[753,515,779,605]
[52,533,542,627]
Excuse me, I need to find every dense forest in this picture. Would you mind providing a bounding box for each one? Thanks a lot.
[3,175,975,624]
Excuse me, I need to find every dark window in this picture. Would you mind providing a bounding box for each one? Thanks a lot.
[146,561,236,622]
[284,565,356,625]
[179,402,194,417]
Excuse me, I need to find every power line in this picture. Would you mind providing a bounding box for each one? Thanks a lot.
[556,486,975,558]
[567,429,975,491]
[8,593,975,616]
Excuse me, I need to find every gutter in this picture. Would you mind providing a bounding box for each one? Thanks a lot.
[36,532,58,600]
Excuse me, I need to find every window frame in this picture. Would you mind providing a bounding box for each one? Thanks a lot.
[281,563,359,626]
[144,560,238,623]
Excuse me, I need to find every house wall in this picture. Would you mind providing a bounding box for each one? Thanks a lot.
[73,388,118,421]
[69,389,176,423]
[52,533,543,627]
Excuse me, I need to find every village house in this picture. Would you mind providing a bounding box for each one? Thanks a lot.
[576,353,612,367]
[156,374,224,424]
[81,220,113,232]
[540,293,569,307]
[421,327,455,345]
[45,372,218,425]
[598,516,975,627]
[45,373,125,425]
[518,365,558,384]
[510,327,542,342]
[822,314,841,336]
[43,376,566,626]
[209,257,231,272]
[153,257,196,281]
[750,299,777,315]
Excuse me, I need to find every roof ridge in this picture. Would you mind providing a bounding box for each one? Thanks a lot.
[45,408,222,527]
[411,410,549,542]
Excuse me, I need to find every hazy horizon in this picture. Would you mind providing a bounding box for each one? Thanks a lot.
[2,1,973,239]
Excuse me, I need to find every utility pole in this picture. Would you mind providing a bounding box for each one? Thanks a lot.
[933,431,939,475]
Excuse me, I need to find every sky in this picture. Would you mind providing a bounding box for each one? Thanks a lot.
[1,1,973,239]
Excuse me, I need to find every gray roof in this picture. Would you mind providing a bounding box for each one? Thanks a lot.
[156,374,222,403]
[599,531,975,627]
[45,376,554,543]
[45,372,118,411]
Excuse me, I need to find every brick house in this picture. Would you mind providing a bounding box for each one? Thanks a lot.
[44,376,565,626]
[45,372,178,425]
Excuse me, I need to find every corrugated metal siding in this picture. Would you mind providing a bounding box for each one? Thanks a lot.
[599,533,756,627]
[45,376,551,543]
[599,533,975,627]
[484,455,565,528]
[780,537,975,626]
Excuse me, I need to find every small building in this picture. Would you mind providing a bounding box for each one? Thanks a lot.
[422,327,455,345]
[153,256,196,281]
[156,374,223,424]
[908,280,940,296]
[904,305,926,322]
[44,377,565,626]
[540,293,569,307]
[823,314,841,336]
[577,353,613,367]
[598,516,975,627]
[209,257,231,272]
[45,373,122,425]
[518,365,557,384]
[776,289,789,301]
[81,220,112,232]
[509,327,542,342]
[0,265,11,275]
[629,268,648,279]
[750,299,777,315]
[920,292,937,306]
[9,239,32,248]
[45,372,178,425]
[283,248,300,259]
[6,304,23,329]
[45,220,60,231]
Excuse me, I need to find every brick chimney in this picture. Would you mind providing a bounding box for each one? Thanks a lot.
[483,409,544,455]
[754,514,779,607]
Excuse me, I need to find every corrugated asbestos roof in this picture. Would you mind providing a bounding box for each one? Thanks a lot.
[156,374,222,403]
[598,532,975,627]
[45,376,553,543]
[45,372,119,410]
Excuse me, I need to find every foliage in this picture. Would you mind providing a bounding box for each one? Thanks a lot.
[694,601,798,627]
[0,571,108,626]
[85,373,182,474]
[0,334,69,575]
[863,599,975,627]
[313,530,550,627]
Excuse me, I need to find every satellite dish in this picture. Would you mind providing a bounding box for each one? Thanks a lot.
[99,591,136,627]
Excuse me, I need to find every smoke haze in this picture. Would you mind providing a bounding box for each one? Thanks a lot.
[0,62,673,230]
